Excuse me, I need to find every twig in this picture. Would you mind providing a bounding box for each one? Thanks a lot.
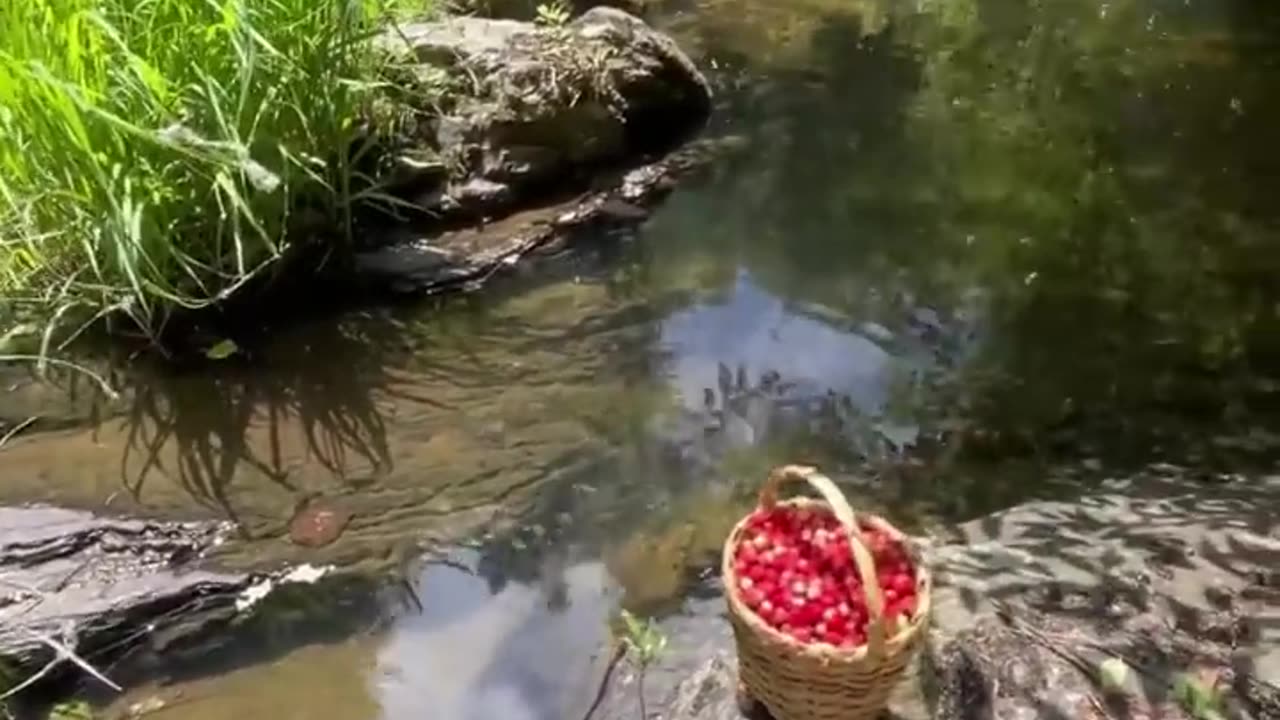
[582,642,625,720]
[0,417,37,449]
[18,626,121,693]
[0,355,118,400]
[637,665,648,720]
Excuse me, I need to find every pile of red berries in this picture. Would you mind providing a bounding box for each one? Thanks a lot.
[729,506,919,649]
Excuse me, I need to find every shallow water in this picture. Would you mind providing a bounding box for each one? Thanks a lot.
[6,0,1280,715]
[103,552,617,720]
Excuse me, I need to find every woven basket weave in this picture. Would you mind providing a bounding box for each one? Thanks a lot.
[722,465,931,720]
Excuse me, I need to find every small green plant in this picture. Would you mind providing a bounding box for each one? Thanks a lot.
[619,609,666,720]
[620,609,667,664]
[1173,669,1228,720]
[1097,656,1132,694]
[535,0,572,27]
[48,700,93,720]
[204,338,240,361]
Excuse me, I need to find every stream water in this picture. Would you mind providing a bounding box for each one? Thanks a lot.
[3,0,1280,717]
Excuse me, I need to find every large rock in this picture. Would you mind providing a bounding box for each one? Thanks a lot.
[0,507,250,676]
[590,477,1280,720]
[378,7,712,219]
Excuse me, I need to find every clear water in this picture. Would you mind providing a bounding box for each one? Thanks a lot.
[4,0,1280,715]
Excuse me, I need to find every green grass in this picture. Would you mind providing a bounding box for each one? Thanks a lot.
[0,0,432,353]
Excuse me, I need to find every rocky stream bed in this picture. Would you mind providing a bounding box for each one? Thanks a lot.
[2,470,1277,719]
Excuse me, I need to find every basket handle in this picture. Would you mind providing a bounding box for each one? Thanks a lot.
[758,464,887,656]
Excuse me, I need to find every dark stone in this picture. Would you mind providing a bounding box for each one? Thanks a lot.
[1205,584,1236,610]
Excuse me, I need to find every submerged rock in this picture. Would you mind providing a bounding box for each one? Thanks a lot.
[287,498,353,548]
[379,7,712,220]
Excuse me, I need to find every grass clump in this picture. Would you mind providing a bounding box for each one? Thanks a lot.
[0,0,430,353]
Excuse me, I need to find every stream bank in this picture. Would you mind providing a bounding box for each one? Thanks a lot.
[149,6,717,354]
[13,468,1270,720]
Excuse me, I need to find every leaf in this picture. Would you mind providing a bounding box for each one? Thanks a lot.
[204,338,239,360]
[1098,657,1131,693]
[49,700,93,719]
[1173,672,1227,720]
[620,609,644,641]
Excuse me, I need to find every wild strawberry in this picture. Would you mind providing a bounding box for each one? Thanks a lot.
[891,572,914,594]
[733,505,917,647]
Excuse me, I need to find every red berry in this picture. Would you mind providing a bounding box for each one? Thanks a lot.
[734,507,917,644]
[898,596,917,617]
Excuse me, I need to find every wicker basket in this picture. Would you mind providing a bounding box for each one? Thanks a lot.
[722,465,931,720]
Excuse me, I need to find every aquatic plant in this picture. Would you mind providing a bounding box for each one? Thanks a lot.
[0,0,434,353]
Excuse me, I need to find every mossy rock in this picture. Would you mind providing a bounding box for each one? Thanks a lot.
[377,7,711,219]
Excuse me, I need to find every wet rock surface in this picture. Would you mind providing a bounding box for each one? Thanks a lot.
[287,498,353,548]
[592,477,1280,720]
[0,506,248,674]
[351,7,716,296]
[351,133,744,294]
